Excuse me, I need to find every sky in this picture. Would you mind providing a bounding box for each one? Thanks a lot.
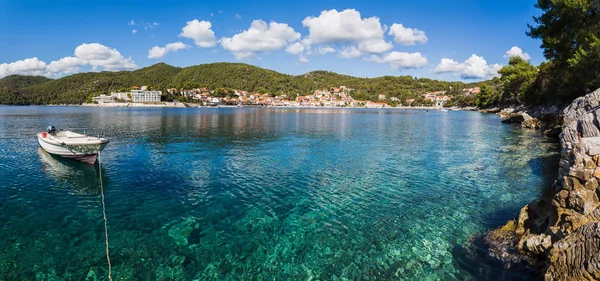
[0,0,543,82]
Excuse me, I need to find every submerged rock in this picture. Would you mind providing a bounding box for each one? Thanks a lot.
[484,87,600,280]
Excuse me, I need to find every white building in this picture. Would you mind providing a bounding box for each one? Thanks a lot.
[110,92,130,101]
[131,90,162,103]
[92,94,114,103]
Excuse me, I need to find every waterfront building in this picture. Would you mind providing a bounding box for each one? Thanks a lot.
[131,90,162,103]
[110,92,130,101]
[92,94,115,103]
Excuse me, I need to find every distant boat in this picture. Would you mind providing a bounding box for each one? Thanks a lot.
[37,126,109,164]
[440,108,449,112]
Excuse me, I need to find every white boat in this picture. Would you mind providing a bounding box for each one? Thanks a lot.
[439,108,449,112]
[37,126,109,164]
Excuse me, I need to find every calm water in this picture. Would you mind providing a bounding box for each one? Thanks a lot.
[0,106,558,280]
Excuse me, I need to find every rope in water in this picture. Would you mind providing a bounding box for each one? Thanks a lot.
[98,153,113,281]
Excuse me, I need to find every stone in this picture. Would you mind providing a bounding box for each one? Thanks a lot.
[585,155,597,169]
[521,112,542,129]
[545,222,600,281]
[577,115,600,138]
[522,234,552,255]
[515,205,531,235]
[501,113,525,124]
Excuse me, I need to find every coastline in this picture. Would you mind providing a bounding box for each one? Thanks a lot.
[482,89,600,280]
[37,102,478,111]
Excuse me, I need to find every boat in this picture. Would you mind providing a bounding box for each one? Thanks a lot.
[440,108,449,112]
[37,126,109,164]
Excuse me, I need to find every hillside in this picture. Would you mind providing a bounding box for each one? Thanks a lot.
[0,62,479,105]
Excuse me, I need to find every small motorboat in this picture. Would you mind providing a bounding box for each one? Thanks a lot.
[37,126,109,164]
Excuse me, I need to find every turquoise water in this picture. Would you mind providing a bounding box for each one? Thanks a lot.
[0,106,558,280]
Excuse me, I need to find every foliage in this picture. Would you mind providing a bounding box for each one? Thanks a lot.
[497,56,538,104]
[528,0,600,100]
[0,62,473,105]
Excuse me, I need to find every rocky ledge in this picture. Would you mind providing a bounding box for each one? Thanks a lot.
[488,106,564,136]
[484,88,600,280]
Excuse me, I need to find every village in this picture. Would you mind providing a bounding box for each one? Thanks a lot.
[91,85,481,108]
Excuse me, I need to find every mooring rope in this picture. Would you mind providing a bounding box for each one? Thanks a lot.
[98,152,113,281]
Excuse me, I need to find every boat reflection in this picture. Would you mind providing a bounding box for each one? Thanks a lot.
[38,148,108,194]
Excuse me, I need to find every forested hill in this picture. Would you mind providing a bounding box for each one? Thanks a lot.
[0,62,476,105]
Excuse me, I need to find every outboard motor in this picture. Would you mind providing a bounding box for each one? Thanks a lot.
[47,126,56,134]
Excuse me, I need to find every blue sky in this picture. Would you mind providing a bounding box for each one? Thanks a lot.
[0,0,542,81]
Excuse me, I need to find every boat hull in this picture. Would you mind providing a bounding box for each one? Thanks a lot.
[37,133,108,164]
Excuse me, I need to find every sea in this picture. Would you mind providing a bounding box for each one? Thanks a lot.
[0,106,559,280]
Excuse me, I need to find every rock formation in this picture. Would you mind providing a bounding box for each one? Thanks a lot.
[485,88,600,280]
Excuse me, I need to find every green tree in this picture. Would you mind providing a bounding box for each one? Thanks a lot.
[477,84,500,107]
[498,56,538,103]
[528,0,600,99]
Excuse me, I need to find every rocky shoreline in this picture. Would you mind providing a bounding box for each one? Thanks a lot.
[482,88,600,280]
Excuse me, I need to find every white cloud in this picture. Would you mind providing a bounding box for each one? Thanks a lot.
[73,43,137,71]
[47,56,86,74]
[218,10,223,14]
[285,42,305,55]
[132,29,137,34]
[179,19,218,48]
[0,57,49,77]
[301,9,392,58]
[221,20,300,59]
[435,54,502,79]
[0,43,137,78]
[128,20,135,26]
[368,52,427,70]
[358,39,393,54]
[339,46,362,59]
[505,46,530,60]
[148,42,189,59]
[302,9,385,45]
[235,13,241,19]
[210,13,214,17]
[388,23,427,45]
[298,55,309,63]
[316,46,336,55]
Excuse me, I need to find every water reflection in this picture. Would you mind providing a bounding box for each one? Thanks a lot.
[37,148,107,194]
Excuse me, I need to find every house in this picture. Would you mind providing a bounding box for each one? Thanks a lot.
[378,94,386,101]
[131,90,162,103]
[406,98,415,106]
[435,96,450,107]
[92,94,114,103]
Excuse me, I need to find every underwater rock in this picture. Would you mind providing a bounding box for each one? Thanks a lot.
[165,217,198,247]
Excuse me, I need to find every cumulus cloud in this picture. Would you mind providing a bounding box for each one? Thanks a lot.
[298,55,309,63]
[300,9,394,59]
[179,19,218,48]
[339,46,362,59]
[357,39,393,54]
[316,46,336,55]
[388,23,427,45]
[368,52,427,70]
[0,57,49,77]
[132,29,137,34]
[435,54,502,79]
[285,42,305,55]
[148,42,189,59]
[504,46,530,60]
[302,9,385,45]
[128,20,135,26]
[0,43,137,78]
[221,20,300,59]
